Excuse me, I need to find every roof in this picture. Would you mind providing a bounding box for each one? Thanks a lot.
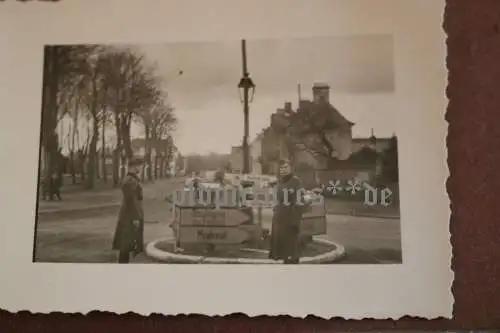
[324,159,376,171]
[251,131,265,143]
[352,137,392,143]
[349,146,380,164]
[313,82,330,89]
[297,100,354,129]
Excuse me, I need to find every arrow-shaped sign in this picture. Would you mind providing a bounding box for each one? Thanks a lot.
[179,226,251,244]
[180,207,253,227]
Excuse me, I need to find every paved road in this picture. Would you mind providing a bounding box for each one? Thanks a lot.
[36,177,185,222]
[34,201,175,263]
[324,214,401,264]
[34,199,401,264]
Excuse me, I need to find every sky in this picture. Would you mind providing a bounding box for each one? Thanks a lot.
[129,34,396,155]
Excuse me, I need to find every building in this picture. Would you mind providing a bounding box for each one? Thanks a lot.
[230,146,243,173]
[261,83,354,173]
[352,129,393,154]
[250,132,264,175]
[131,137,177,176]
[230,133,268,175]
[131,137,175,158]
[294,83,354,166]
[169,150,183,176]
[258,83,396,185]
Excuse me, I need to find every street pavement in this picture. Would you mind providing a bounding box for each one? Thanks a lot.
[34,181,402,263]
[34,201,174,263]
[322,214,401,264]
[36,177,185,221]
[324,199,400,219]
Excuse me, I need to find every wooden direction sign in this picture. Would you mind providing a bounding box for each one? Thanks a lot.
[300,216,327,236]
[179,226,251,244]
[303,202,326,218]
[300,199,327,236]
[180,207,252,227]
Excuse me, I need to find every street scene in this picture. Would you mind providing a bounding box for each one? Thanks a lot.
[34,35,401,264]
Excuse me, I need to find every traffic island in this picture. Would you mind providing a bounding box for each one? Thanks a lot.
[145,237,346,264]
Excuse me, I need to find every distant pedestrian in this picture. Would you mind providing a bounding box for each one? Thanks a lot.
[40,172,51,201]
[269,159,304,264]
[192,172,201,203]
[112,157,145,264]
[233,175,246,207]
[214,168,230,186]
[41,169,62,201]
[51,170,62,201]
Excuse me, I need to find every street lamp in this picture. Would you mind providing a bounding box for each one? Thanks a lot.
[238,39,256,175]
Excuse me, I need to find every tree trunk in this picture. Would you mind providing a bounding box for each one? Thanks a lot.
[113,110,123,185]
[80,152,86,181]
[85,73,100,190]
[86,118,99,190]
[69,150,76,185]
[101,124,107,183]
[144,125,153,182]
[112,148,119,187]
[41,46,60,177]
[70,108,77,185]
[120,113,133,159]
[154,155,159,179]
[101,108,108,184]
[95,152,101,180]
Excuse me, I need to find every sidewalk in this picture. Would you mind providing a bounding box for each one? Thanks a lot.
[324,199,400,219]
[37,177,185,216]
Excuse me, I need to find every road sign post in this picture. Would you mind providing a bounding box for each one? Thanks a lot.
[300,197,327,237]
[175,205,255,246]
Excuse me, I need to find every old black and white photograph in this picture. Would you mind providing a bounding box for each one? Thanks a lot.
[34,35,401,265]
[1,0,452,319]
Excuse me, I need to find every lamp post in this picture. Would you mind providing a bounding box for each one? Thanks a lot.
[238,39,255,175]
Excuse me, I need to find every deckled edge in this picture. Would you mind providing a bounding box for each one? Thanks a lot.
[443,0,456,319]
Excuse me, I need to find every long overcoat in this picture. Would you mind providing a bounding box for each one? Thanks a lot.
[112,172,145,253]
[269,174,304,261]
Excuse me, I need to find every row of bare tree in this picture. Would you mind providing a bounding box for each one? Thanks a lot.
[40,44,178,190]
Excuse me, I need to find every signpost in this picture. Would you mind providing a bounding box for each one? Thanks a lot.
[170,184,327,249]
[300,196,327,237]
[178,226,251,244]
[300,216,327,236]
[176,205,255,246]
[180,208,251,227]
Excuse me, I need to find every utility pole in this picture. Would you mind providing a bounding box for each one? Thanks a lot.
[238,39,255,175]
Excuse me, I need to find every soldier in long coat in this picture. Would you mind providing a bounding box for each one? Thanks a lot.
[269,159,304,264]
[112,158,145,263]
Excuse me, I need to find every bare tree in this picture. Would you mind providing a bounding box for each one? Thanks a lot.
[82,55,106,189]
[131,67,163,181]
[151,102,177,179]
[98,49,146,185]
[41,45,97,178]
[41,45,178,190]
[135,73,178,180]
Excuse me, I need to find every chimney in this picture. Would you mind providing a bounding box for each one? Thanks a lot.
[312,83,330,104]
[284,101,292,113]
